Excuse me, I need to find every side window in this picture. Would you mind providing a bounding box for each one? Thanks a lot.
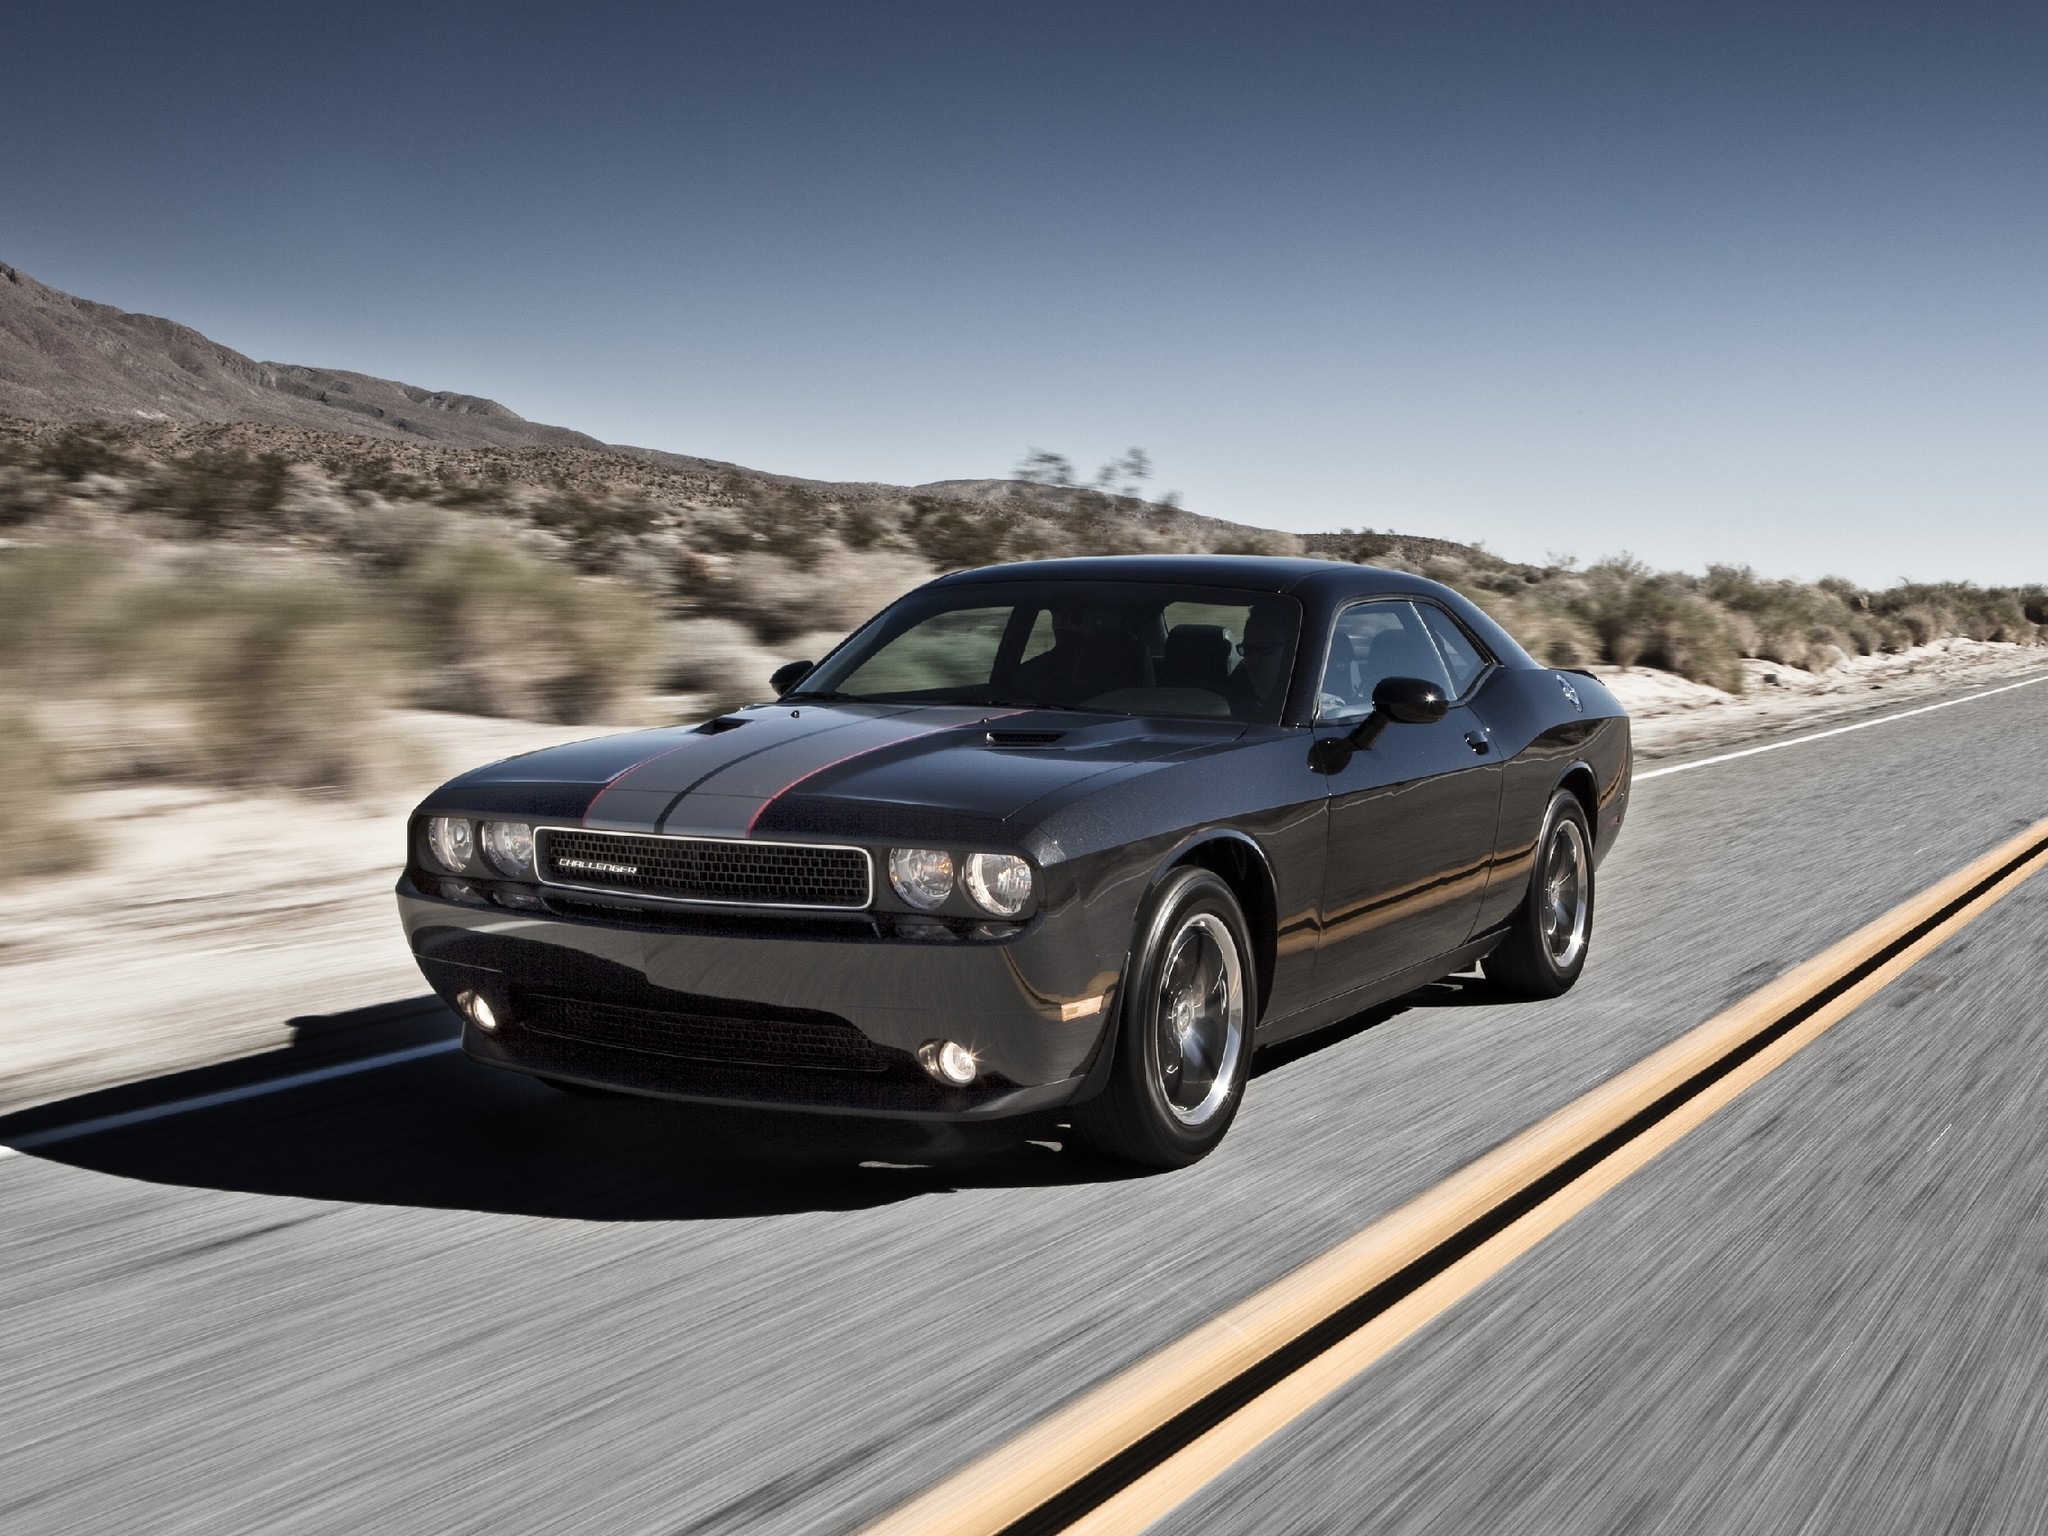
[1018,610,1056,666]
[1417,605,1491,697]
[1317,600,1452,720]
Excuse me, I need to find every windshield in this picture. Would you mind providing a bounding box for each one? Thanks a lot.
[790,580,1303,723]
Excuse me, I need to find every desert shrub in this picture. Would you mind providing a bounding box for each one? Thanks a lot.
[840,504,885,550]
[332,455,430,501]
[903,497,1009,570]
[690,549,931,645]
[176,578,401,791]
[1468,589,1601,668]
[697,484,832,568]
[145,448,291,533]
[1559,557,1746,690]
[1326,529,1396,564]
[659,617,788,714]
[529,490,663,569]
[34,425,134,482]
[0,700,94,878]
[1210,530,1306,558]
[392,538,657,721]
[0,541,405,793]
[1056,490,1156,556]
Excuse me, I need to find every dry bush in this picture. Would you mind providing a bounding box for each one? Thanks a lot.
[902,497,1011,570]
[143,448,291,534]
[0,543,406,795]
[691,549,931,645]
[662,617,782,708]
[1468,589,1601,668]
[0,701,94,879]
[393,537,658,722]
[1210,530,1305,558]
[175,578,404,792]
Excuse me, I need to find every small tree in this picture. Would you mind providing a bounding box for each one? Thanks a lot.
[1015,450,1076,487]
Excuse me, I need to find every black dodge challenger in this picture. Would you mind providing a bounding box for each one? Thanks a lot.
[398,554,1629,1166]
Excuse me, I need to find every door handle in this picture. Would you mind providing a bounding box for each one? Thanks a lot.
[1464,731,1491,755]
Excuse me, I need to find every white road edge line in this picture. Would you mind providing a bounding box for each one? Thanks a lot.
[1633,671,2048,781]
[0,1038,462,1159]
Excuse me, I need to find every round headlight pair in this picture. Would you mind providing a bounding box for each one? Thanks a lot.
[887,847,1032,916]
[425,818,535,878]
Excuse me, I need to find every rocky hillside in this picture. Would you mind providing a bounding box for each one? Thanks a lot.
[1,260,627,451]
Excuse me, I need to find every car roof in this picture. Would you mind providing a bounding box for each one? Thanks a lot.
[928,553,1444,599]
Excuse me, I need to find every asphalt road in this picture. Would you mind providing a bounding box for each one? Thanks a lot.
[4,678,2047,1535]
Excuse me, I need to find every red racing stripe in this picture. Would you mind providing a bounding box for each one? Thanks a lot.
[742,711,1025,832]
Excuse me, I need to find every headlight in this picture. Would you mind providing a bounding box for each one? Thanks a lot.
[481,821,536,877]
[426,817,474,873]
[963,852,1033,916]
[888,847,955,910]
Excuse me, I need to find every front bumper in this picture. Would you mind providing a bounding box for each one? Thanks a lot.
[397,875,1126,1119]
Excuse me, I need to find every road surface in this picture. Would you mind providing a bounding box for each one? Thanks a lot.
[4,677,2046,1534]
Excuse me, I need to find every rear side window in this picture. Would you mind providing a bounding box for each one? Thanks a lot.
[1417,605,1491,697]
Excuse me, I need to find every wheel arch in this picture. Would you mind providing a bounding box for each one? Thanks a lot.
[1149,829,1278,1022]
[1556,761,1599,833]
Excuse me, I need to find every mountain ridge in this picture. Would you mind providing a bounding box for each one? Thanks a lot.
[0,260,627,453]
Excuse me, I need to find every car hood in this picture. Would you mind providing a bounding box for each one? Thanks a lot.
[427,701,1250,838]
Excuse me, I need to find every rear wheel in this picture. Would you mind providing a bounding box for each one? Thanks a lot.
[1071,869,1254,1169]
[1483,788,1594,998]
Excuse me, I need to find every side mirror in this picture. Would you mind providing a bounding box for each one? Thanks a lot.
[770,660,814,696]
[1338,676,1449,753]
[1371,676,1450,725]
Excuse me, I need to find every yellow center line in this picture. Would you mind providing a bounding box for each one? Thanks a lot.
[859,816,2048,1536]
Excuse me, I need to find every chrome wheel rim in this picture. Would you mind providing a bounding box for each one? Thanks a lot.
[1154,912,1245,1126]
[1541,817,1591,969]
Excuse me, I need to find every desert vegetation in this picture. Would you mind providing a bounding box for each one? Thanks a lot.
[1310,530,2048,695]
[1,416,2043,879]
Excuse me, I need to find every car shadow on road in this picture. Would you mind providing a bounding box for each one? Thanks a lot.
[2,976,1508,1222]
[1251,969,1501,1078]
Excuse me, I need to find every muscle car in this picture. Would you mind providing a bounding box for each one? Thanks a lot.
[396,554,1629,1166]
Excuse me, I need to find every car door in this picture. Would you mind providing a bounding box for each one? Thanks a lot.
[1312,598,1503,993]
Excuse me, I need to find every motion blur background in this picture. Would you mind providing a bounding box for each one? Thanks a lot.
[7,0,2045,582]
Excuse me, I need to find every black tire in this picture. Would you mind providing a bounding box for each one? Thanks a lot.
[1071,868,1256,1169]
[1483,788,1595,999]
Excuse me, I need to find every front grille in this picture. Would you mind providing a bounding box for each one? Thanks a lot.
[520,994,889,1073]
[538,828,870,909]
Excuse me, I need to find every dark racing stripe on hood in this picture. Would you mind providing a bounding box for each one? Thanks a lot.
[643,706,1017,836]
[580,706,915,831]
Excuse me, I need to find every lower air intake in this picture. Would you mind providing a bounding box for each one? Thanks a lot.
[521,994,890,1073]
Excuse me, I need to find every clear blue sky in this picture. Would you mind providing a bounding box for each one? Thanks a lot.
[7,1,2043,585]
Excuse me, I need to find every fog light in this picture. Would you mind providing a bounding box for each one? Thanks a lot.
[457,990,499,1031]
[917,1039,978,1086]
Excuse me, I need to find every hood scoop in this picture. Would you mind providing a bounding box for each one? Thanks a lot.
[986,729,1068,748]
[697,716,752,735]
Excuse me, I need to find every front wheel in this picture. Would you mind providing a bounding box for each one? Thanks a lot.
[1071,868,1254,1169]
[1483,789,1595,999]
